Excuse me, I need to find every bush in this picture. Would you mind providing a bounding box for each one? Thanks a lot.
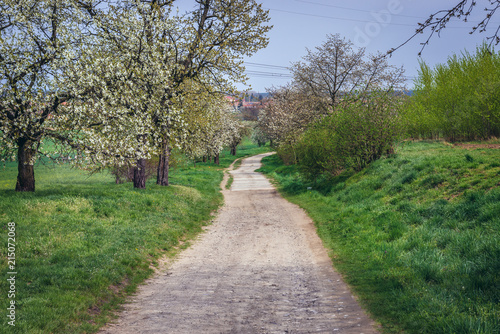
[297,91,403,178]
[296,121,342,178]
[275,137,300,165]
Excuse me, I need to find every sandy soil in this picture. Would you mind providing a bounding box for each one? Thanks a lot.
[99,153,379,334]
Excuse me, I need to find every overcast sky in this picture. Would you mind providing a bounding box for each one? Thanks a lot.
[175,0,499,93]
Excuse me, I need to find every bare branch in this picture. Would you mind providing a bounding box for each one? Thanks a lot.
[389,0,500,56]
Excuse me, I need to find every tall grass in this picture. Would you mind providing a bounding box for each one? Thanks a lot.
[258,141,500,334]
[0,140,270,333]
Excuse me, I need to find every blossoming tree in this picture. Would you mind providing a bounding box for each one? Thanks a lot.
[0,0,99,191]
[1,0,271,191]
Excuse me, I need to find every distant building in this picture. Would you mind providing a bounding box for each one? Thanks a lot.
[225,93,271,112]
[241,101,262,109]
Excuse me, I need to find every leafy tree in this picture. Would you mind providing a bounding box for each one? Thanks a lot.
[251,125,268,147]
[227,119,248,156]
[180,93,242,164]
[257,35,405,170]
[1,0,271,191]
[241,107,260,121]
[61,0,179,189]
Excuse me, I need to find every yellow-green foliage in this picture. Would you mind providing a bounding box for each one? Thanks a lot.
[403,45,500,141]
[297,91,404,178]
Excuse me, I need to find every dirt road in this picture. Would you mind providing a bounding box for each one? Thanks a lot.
[100,153,378,333]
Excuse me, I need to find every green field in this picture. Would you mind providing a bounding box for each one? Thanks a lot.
[0,140,270,333]
[258,141,500,334]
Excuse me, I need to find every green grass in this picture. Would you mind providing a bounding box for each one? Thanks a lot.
[0,140,270,333]
[258,141,500,334]
[225,172,234,190]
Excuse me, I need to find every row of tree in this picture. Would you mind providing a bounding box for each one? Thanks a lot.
[0,0,271,191]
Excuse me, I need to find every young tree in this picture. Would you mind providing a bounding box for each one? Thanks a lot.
[291,34,405,109]
[259,35,405,165]
[402,45,500,140]
[257,84,326,164]
[251,125,269,147]
[297,90,405,178]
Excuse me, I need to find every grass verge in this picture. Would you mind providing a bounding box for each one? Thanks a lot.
[0,140,270,333]
[225,172,234,190]
[258,141,500,334]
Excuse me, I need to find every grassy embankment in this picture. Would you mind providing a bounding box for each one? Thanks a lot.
[258,141,499,334]
[0,139,269,334]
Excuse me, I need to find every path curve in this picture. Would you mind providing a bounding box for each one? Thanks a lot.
[100,153,379,333]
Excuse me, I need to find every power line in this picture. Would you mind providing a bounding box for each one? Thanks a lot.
[294,0,426,20]
[243,61,292,79]
[244,61,290,70]
[242,62,417,81]
[294,0,500,25]
[245,70,293,79]
[264,7,473,29]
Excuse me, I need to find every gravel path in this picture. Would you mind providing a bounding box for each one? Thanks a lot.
[100,153,379,334]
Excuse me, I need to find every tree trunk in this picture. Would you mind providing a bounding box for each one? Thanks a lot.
[133,158,146,189]
[15,138,35,192]
[157,142,170,186]
[215,153,220,165]
[203,156,207,162]
[231,145,237,156]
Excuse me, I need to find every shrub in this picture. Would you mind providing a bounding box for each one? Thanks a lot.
[275,137,300,165]
[297,91,404,178]
[296,119,343,178]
